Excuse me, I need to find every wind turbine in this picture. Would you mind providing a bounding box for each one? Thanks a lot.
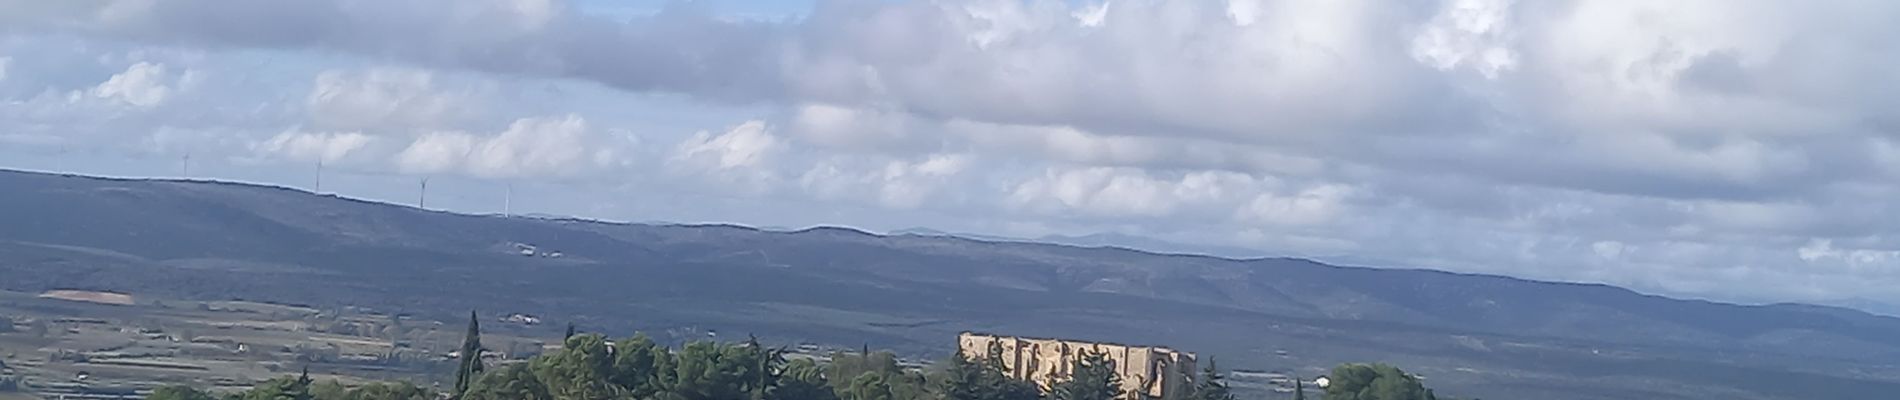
[315,159,324,194]
[56,145,67,174]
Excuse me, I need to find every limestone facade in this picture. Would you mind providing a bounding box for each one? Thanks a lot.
[957,332,1197,400]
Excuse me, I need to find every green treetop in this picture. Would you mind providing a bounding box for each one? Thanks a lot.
[1322,363,1437,400]
[453,311,485,396]
[1053,349,1121,400]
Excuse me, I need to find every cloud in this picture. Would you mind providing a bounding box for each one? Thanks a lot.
[253,129,371,164]
[12,0,1900,307]
[1005,167,1336,224]
[86,61,174,107]
[395,114,622,179]
[799,153,972,209]
[1409,0,1516,79]
[307,68,476,131]
[671,120,783,171]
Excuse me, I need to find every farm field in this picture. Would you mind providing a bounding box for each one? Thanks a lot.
[0,289,554,398]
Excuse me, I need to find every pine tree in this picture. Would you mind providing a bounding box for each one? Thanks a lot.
[1054,349,1122,400]
[453,310,484,396]
[941,351,986,400]
[1292,376,1304,400]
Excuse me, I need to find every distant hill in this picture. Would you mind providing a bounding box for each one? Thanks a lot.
[887,228,1270,259]
[4,169,1900,400]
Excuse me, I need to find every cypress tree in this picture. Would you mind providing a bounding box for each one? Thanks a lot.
[453,310,484,396]
[1292,376,1304,400]
[295,366,313,400]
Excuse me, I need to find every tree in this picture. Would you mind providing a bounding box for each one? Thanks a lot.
[610,333,675,399]
[299,367,315,400]
[454,311,485,396]
[465,363,553,400]
[668,340,779,400]
[841,372,894,400]
[348,382,434,400]
[940,352,987,400]
[825,350,927,400]
[240,372,313,400]
[564,323,577,339]
[773,358,838,400]
[941,347,1038,400]
[309,380,347,400]
[531,334,622,400]
[1189,358,1232,400]
[826,350,900,393]
[1052,349,1120,400]
[1322,364,1436,400]
[1293,377,1305,400]
[148,385,216,400]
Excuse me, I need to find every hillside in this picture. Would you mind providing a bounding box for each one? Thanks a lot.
[4,169,1899,399]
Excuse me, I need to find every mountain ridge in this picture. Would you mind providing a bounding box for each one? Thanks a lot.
[6,168,1900,399]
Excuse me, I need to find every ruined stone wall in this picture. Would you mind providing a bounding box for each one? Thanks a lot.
[958,332,1197,400]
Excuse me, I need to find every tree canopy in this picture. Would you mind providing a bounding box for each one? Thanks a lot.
[1323,363,1438,400]
[143,332,1466,400]
[1051,349,1121,400]
[148,385,217,400]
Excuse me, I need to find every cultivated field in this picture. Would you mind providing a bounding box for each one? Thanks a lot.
[0,290,556,399]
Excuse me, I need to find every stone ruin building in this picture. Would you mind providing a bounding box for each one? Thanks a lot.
[958,332,1198,400]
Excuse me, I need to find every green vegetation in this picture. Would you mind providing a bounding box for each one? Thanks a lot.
[1050,350,1119,400]
[1322,364,1437,400]
[465,332,970,400]
[454,311,484,396]
[147,385,218,400]
[151,377,434,400]
[139,327,1454,400]
[941,343,1037,400]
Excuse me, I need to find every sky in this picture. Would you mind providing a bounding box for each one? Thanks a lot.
[3,0,1900,310]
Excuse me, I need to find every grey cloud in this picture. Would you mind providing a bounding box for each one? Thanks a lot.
[16,0,1900,307]
[0,0,789,101]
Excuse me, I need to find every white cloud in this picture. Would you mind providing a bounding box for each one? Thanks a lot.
[254,129,372,164]
[666,121,786,194]
[394,114,619,179]
[307,68,474,131]
[88,61,174,107]
[0,56,10,82]
[1238,184,1354,226]
[1410,0,1517,79]
[799,153,972,210]
[1007,167,1277,220]
[1591,240,1630,260]
[672,121,782,171]
[1797,239,1900,269]
[396,131,478,175]
[788,103,922,151]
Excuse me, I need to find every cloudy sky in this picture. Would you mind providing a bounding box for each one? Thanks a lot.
[3,0,1899,309]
